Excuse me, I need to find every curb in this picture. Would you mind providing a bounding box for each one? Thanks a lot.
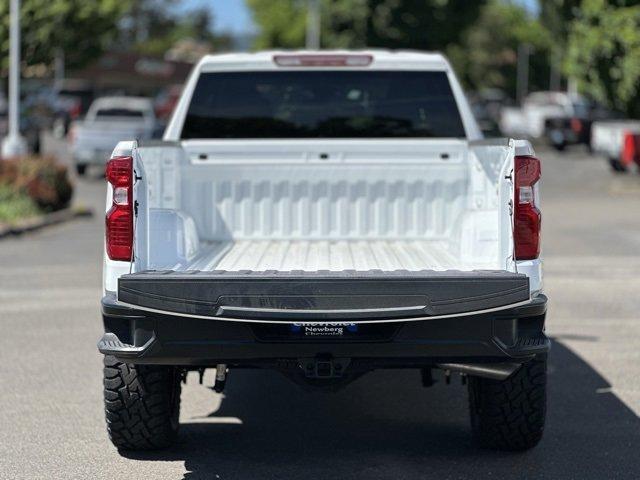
[0,206,94,239]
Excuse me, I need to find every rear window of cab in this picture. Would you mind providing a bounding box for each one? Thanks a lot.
[181,71,466,139]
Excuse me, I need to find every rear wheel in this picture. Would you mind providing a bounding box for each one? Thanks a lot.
[468,355,546,451]
[103,355,181,451]
[75,164,87,176]
[609,157,628,173]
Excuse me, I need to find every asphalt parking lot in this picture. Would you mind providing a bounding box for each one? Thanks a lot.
[1,146,639,479]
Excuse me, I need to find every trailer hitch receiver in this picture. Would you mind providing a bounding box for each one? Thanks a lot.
[299,357,351,379]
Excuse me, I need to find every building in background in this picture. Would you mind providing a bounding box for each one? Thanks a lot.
[70,51,193,97]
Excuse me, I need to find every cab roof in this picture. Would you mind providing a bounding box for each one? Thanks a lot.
[196,50,451,72]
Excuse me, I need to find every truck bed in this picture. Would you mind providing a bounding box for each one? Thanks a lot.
[184,239,467,272]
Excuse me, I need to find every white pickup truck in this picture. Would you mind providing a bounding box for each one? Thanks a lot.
[590,120,640,172]
[71,96,156,175]
[499,91,592,141]
[98,51,548,452]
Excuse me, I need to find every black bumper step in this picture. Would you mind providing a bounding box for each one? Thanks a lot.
[117,270,530,323]
[97,332,156,357]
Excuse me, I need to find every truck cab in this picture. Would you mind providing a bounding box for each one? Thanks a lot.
[99,51,548,452]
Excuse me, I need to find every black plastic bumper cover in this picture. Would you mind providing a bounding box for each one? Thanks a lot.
[99,293,549,366]
[117,270,531,322]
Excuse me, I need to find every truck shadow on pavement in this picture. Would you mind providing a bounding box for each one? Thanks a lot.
[122,340,640,480]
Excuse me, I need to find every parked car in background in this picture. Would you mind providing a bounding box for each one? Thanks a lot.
[468,89,512,137]
[591,120,640,172]
[500,91,594,143]
[71,96,155,175]
[0,92,43,154]
[618,131,640,172]
[544,100,620,152]
[50,80,96,139]
[154,84,183,121]
[98,51,549,453]
[499,105,529,137]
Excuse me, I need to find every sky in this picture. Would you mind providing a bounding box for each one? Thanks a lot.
[185,0,539,35]
[184,0,256,34]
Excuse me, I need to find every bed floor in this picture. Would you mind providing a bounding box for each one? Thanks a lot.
[181,239,477,272]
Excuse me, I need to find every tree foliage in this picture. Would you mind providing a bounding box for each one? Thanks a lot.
[365,0,486,50]
[538,0,582,83]
[247,0,486,50]
[0,0,132,72]
[539,0,582,47]
[247,0,559,99]
[448,1,550,98]
[0,0,233,74]
[565,0,640,116]
[130,6,232,56]
[246,0,308,49]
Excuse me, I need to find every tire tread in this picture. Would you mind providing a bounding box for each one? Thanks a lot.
[468,356,546,451]
[103,355,180,450]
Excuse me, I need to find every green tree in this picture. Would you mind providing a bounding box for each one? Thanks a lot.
[0,0,132,73]
[539,0,582,45]
[246,0,308,49]
[132,7,232,56]
[365,0,486,50]
[247,0,485,50]
[448,1,551,98]
[538,0,582,87]
[565,0,640,116]
[117,0,177,46]
[325,0,369,48]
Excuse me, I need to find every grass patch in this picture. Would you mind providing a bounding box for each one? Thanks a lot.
[0,184,41,225]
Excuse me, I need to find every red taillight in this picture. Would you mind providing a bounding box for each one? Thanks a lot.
[621,131,640,167]
[105,156,133,261]
[514,155,541,260]
[273,54,373,67]
[106,155,133,187]
[570,117,583,134]
[69,101,82,119]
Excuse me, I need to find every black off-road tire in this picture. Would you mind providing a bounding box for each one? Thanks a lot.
[609,157,628,173]
[551,141,566,152]
[103,355,181,451]
[468,355,547,451]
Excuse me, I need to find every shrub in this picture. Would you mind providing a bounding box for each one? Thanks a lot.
[0,155,73,212]
[0,184,40,224]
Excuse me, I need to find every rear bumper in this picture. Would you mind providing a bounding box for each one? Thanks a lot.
[99,293,549,366]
